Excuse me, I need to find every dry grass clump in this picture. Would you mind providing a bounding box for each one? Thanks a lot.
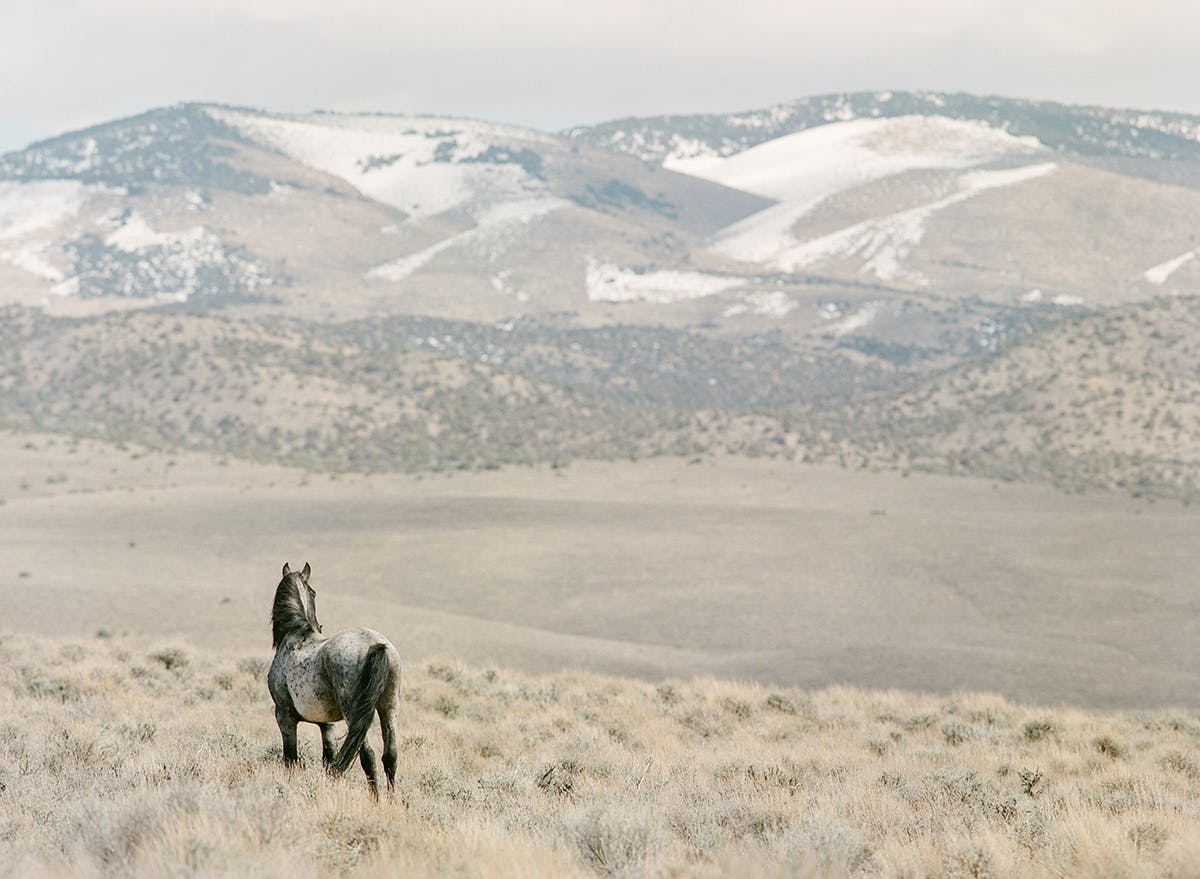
[0,634,1198,877]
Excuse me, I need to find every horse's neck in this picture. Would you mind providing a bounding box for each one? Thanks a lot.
[276,630,325,657]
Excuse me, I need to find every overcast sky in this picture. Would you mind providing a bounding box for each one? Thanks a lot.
[3,0,1198,153]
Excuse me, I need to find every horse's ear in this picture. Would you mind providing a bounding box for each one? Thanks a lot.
[282,562,291,577]
[301,562,311,581]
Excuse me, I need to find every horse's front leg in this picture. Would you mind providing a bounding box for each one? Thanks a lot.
[275,705,301,767]
[319,723,339,770]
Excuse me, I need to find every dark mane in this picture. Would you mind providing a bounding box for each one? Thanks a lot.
[272,573,318,647]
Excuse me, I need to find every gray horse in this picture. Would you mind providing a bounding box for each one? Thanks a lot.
[268,562,402,795]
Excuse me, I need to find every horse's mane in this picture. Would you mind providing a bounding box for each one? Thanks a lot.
[272,573,319,648]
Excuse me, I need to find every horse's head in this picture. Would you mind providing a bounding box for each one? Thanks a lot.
[272,562,323,647]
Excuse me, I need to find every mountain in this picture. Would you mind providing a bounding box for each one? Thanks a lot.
[2,93,1196,328]
[819,294,1200,499]
[0,104,767,322]
[568,93,1200,310]
[1,93,1198,497]
[567,90,1200,166]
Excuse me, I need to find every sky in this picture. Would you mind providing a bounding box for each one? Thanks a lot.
[3,0,1198,153]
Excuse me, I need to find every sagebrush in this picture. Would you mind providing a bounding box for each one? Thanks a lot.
[1,634,1198,877]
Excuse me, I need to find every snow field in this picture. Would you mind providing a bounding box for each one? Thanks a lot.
[768,162,1057,281]
[672,116,1049,275]
[584,259,743,305]
[212,109,552,221]
[1144,250,1196,285]
[366,198,566,282]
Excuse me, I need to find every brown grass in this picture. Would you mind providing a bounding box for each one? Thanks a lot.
[1,634,1198,877]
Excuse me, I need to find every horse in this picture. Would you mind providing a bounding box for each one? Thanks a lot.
[268,562,402,796]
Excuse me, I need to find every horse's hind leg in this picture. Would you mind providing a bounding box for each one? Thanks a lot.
[275,705,300,768]
[359,739,380,799]
[319,723,338,770]
[379,707,398,793]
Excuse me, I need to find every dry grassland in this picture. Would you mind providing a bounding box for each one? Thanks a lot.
[2,634,1199,878]
[3,432,1200,709]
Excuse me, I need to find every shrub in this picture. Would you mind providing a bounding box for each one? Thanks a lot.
[573,808,653,877]
[149,648,189,671]
[765,693,797,714]
[1094,735,1127,759]
[1023,719,1055,742]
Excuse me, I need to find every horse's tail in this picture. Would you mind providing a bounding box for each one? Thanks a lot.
[330,643,389,775]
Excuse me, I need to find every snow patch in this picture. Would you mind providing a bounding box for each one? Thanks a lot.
[769,162,1057,281]
[0,180,91,241]
[2,245,64,281]
[825,302,881,337]
[367,198,565,281]
[662,137,722,168]
[711,200,824,264]
[585,259,743,304]
[1144,250,1196,285]
[687,116,1046,267]
[0,180,114,286]
[368,236,459,281]
[106,213,204,251]
[50,277,80,297]
[490,270,529,302]
[76,219,270,302]
[1022,289,1043,303]
[213,108,552,221]
[673,116,1044,204]
[722,291,797,318]
[1051,294,1084,306]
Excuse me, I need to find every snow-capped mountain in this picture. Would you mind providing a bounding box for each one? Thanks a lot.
[0,103,768,319]
[666,115,1050,275]
[0,93,1196,328]
[570,94,1200,313]
[566,90,1200,165]
[3,94,1200,496]
[211,108,561,221]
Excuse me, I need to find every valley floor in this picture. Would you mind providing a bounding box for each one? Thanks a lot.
[3,431,1198,875]
[1,633,1198,878]
[1,431,1198,709]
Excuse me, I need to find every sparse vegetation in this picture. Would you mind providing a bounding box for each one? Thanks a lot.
[0,306,884,475]
[1,633,1198,878]
[5,291,1200,499]
[569,90,1200,165]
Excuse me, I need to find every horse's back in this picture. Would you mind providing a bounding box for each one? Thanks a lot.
[325,626,396,658]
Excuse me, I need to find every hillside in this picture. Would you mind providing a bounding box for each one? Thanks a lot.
[571,98,1200,307]
[2,633,1198,878]
[0,306,878,471]
[567,90,1200,166]
[0,92,1198,499]
[7,292,1200,499]
[822,295,1200,498]
[0,103,768,323]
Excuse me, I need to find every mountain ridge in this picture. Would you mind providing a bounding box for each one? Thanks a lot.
[566,89,1200,165]
[0,92,1196,498]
